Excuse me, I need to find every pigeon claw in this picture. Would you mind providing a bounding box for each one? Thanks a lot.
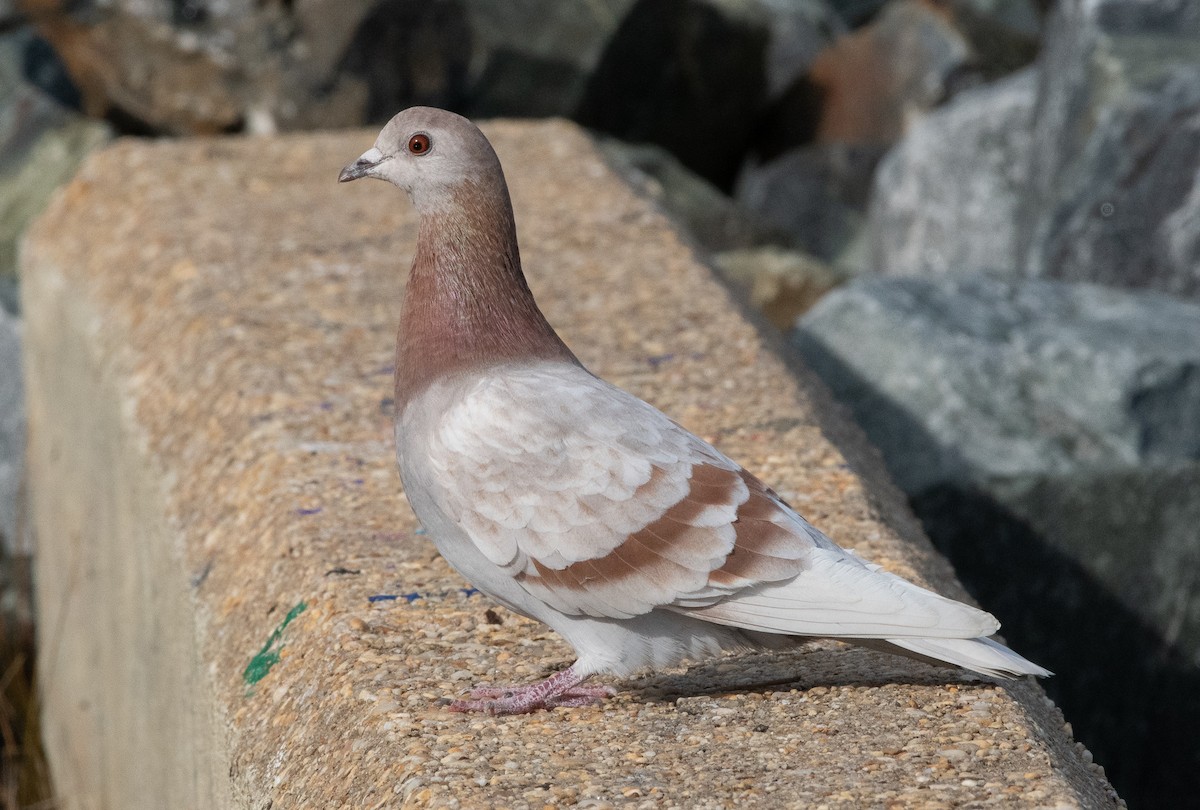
[446,665,613,715]
[449,684,614,715]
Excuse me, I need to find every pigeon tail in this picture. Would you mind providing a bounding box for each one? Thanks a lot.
[863,636,1052,679]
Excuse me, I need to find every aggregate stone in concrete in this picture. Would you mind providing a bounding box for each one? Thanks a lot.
[21,121,1120,808]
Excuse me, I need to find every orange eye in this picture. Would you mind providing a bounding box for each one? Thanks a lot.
[408,133,431,155]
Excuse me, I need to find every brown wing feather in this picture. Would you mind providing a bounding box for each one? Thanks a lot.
[516,463,815,617]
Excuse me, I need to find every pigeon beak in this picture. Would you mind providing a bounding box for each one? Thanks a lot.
[339,147,386,182]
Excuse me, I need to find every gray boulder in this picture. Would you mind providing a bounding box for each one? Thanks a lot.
[757,0,846,98]
[795,275,1200,488]
[868,68,1037,278]
[1021,0,1200,296]
[792,274,1200,805]
[736,142,887,268]
[869,0,1200,299]
[1024,62,1200,297]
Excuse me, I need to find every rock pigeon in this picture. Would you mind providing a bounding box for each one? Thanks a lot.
[338,107,1050,715]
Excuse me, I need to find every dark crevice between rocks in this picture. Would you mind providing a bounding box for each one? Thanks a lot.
[574,0,767,192]
[338,0,473,125]
[793,332,1199,810]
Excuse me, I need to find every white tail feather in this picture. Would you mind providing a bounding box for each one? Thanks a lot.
[880,636,1052,679]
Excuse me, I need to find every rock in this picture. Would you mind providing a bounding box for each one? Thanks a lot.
[868,0,1200,301]
[756,0,846,98]
[33,0,250,132]
[805,0,975,145]
[597,138,768,252]
[867,68,1037,279]
[343,0,638,122]
[939,0,1041,78]
[714,246,842,329]
[792,274,1200,807]
[826,0,890,28]
[1019,0,1200,298]
[31,0,641,133]
[748,0,985,251]
[578,0,847,186]
[0,305,21,552]
[0,28,112,303]
[31,0,839,189]
[735,141,887,266]
[796,275,1200,486]
[951,0,1041,39]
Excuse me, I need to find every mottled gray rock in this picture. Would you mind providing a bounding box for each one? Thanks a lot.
[757,0,846,97]
[868,69,1037,278]
[869,0,1200,301]
[1020,0,1200,297]
[956,0,1041,38]
[795,276,1200,488]
[736,142,886,265]
[1026,64,1200,297]
[0,306,22,552]
[792,274,1200,805]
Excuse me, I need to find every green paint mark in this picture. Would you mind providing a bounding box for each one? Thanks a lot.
[243,601,307,688]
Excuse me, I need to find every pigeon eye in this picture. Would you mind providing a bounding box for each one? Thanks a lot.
[408,134,431,155]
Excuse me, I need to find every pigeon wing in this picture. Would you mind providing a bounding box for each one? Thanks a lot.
[427,363,997,638]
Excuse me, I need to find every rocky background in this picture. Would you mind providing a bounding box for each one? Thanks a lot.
[0,0,1195,805]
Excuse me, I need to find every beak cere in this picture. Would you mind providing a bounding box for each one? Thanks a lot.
[338,147,386,183]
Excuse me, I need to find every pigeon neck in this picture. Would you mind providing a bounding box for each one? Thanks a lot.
[395,180,577,411]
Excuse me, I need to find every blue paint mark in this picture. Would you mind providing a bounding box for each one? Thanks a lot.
[297,507,322,516]
[414,527,427,536]
[376,364,395,376]
[351,479,364,485]
[367,588,482,606]
[319,401,334,411]
[646,353,675,369]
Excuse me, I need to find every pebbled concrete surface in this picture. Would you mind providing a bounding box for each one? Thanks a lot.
[22,121,1121,808]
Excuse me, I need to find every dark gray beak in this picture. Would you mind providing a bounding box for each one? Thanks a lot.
[338,147,386,182]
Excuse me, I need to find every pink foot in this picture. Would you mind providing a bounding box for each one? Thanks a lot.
[448,665,613,714]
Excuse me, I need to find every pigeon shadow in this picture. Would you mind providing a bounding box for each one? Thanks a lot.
[625,644,991,705]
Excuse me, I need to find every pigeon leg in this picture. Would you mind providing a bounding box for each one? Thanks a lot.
[449,664,614,714]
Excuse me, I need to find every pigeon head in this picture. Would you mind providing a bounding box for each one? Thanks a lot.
[338,107,504,209]
[339,106,578,408]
